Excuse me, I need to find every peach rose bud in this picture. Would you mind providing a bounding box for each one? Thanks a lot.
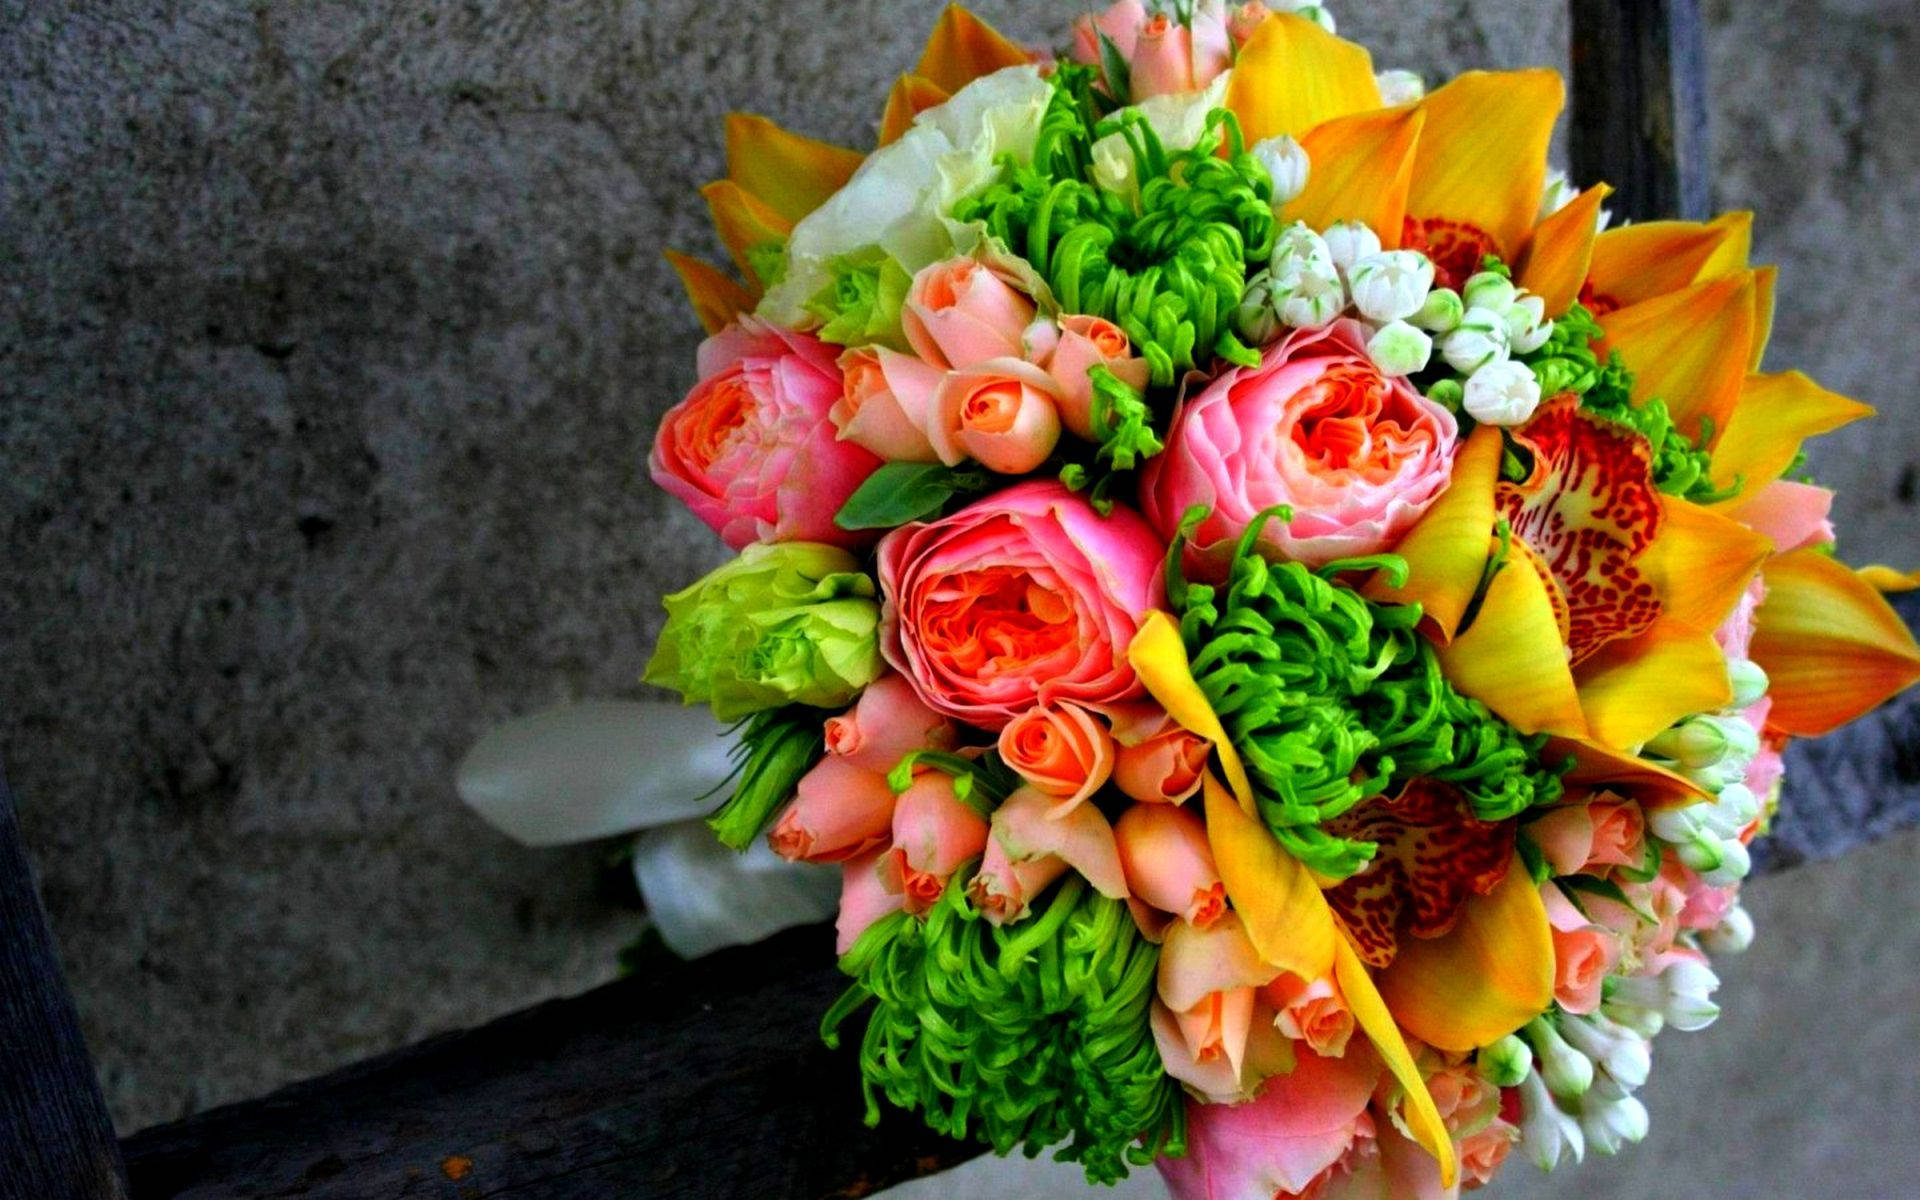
[989,785,1130,900]
[1584,796,1647,871]
[928,359,1064,475]
[836,844,903,955]
[967,834,1068,926]
[1069,0,1150,66]
[1460,1120,1520,1187]
[997,700,1116,815]
[1153,913,1280,1102]
[1228,2,1272,46]
[1115,802,1225,928]
[1527,804,1596,877]
[823,673,957,774]
[1542,883,1622,1015]
[1042,315,1153,440]
[1262,972,1354,1059]
[1112,721,1211,805]
[767,756,897,864]
[903,256,1036,370]
[881,770,989,915]
[1129,12,1195,99]
[831,346,943,463]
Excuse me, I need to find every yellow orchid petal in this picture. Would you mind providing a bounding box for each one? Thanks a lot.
[1748,264,1777,369]
[879,73,949,146]
[1517,183,1611,316]
[1203,776,1339,982]
[1545,735,1709,810]
[1282,105,1424,244]
[664,251,754,334]
[700,180,793,286]
[1403,69,1563,263]
[724,113,863,226]
[1859,564,1920,593]
[1333,938,1457,1189]
[1435,542,1589,738]
[1597,271,1755,449]
[1711,370,1875,494]
[1637,496,1772,635]
[1365,423,1501,642]
[1582,212,1747,313]
[1751,548,1920,736]
[913,4,1032,94]
[1376,854,1554,1053]
[1574,621,1732,750]
[1129,611,1256,808]
[1226,12,1382,144]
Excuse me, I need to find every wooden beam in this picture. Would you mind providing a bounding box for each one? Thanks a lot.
[0,771,130,1200]
[1570,0,1711,221]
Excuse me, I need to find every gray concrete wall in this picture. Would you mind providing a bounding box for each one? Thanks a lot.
[2,2,1916,1193]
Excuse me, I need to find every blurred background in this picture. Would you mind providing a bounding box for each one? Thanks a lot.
[3,0,1916,1195]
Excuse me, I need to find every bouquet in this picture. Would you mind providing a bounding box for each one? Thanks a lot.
[638,4,1920,1194]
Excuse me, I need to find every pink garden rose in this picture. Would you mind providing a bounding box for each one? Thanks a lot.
[650,317,882,549]
[903,255,1036,370]
[877,480,1165,729]
[822,673,957,774]
[1143,319,1458,569]
[767,756,896,864]
[832,346,943,462]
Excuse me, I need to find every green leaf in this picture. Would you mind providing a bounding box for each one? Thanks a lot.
[1559,873,1658,925]
[834,462,987,530]
[1097,31,1131,105]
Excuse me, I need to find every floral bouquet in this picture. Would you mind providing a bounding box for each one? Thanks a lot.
[636,3,1920,1195]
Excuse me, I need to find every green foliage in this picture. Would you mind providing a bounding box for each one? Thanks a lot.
[822,876,1185,1185]
[834,462,990,530]
[747,240,788,292]
[1059,365,1166,514]
[804,248,911,350]
[1167,508,1567,878]
[706,705,828,849]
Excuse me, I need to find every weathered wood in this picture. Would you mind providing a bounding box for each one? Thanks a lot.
[120,923,978,1200]
[1570,0,1712,221]
[0,771,130,1200]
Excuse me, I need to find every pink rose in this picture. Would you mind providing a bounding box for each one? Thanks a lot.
[1070,1,1150,67]
[1158,1046,1380,1200]
[1039,315,1153,440]
[903,256,1036,370]
[836,844,903,955]
[1528,794,1646,876]
[1458,1120,1519,1189]
[881,770,989,915]
[831,346,943,462]
[1155,913,1282,1102]
[1541,883,1622,1015]
[822,673,957,774]
[973,784,1129,922]
[766,757,897,864]
[1227,2,1273,47]
[877,480,1165,729]
[998,701,1116,814]
[1112,715,1212,804]
[1115,802,1226,929]
[1143,320,1459,569]
[650,317,882,549]
[1129,4,1233,99]
[968,835,1068,926]
[929,358,1064,475]
[1423,1062,1499,1134]
[1263,973,1355,1060]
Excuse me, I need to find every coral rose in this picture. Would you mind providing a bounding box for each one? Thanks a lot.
[997,701,1116,814]
[1127,3,1233,100]
[1112,711,1212,804]
[881,770,989,915]
[876,480,1165,729]
[1262,973,1354,1060]
[650,316,881,549]
[836,844,903,955]
[766,757,896,864]
[1542,883,1622,1015]
[1142,319,1458,569]
[1039,314,1153,440]
[1115,802,1226,929]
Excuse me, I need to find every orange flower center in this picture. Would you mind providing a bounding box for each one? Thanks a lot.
[919,564,1078,681]
[1291,362,1427,482]
[1402,215,1503,294]
[683,374,753,470]
[961,381,1024,435]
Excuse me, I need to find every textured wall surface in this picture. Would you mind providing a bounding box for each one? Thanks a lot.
[2,2,1916,1186]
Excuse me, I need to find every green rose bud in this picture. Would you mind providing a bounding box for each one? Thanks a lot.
[644,542,883,720]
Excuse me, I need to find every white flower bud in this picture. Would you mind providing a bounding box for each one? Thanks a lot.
[1602,991,1665,1039]
[1728,658,1770,708]
[1275,1,1337,33]
[1558,1011,1652,1090]
[1539,167,1578,222]
[1526,1017,1595,1100]
[1375,68,1425,106]
[1463,359,1542,426]
[1682,760,1740,793]
[1506,293,1553,354]
[1697,835,1750,887]
[1274,263,1346,330]
[1645,717,1732,768]
[1322,220,1382,276]
[1412,286,1464,333]
[1701,901,1756,956]
[1463,270,1517,313]
[1710,781,1761,833]
[1253,136,1311,206]
[1519,1069,1586,1172]
[1347,250,1435,323]
[1477,1033,1535,1087]
[1580,1079,1650,1155]
[1439,306,1510,373]
[1715,718,1761,765]
[1660,958,1722,1031]
[1425,377,1464,412]
[1269,220,1334,278]
[1236,270,1282,346]
[1366,319,1433,377]
[1647,803,1706,845]
[1672,829,1728,876]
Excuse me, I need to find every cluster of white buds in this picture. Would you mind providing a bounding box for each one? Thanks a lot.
[1268,221,1345,328]
[1253,135,1310,207]
[1641,654,1774,884]
[1578,1076,1651,1156]
[1271,0,1337,33]
[1604,956,1722,1035]
[1375,68,1425,105]
[1517,1067,1586,1171]
[1516,1009,1657,1169]
[1557,1009,1654,1089]
[1649,786,1759,885]
[1524,1016,1594,1100]
[1411,268,1556,426]
[1700,899,1756,955]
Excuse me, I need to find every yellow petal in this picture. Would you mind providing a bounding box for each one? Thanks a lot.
[1333,938,1457,1189]
[879,73,949,147]
[724,114,863,226]
[1517,183,1611,316]
[1128,612,1256,809]
[1748,264,1777,370]
[1404,69,1563,259]
[913,4,1031,94]
[700,180,793,286]
[1545,734,1709,810]
[664,251,754,334]
[1583,212,1747,312]
[1225,12,1381,144]
[1637,496,1772,635]
[1859,564,1920,593]
[1203,776,1338,982]
[1435,541,1589,738]
[1574,621,1732,750]
[1376,854,1554,1053]
[1751,548,1920,736]
[1597,271,1755,449]
[1282,105,1424,243]
[1365,423,1500,641]
[1711,370,1875,494]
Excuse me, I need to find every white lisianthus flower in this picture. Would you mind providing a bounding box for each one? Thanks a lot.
[1092,71,1232,198]
[1322,220,1382,275]
[1366,320,1432,376]
[1252,134,1310,205]
[1376,68,1425,105]
[1347,250,1435,323]
[1274,261,1345,329]
[1440,306,1512,373]
[1463,359,1543,425]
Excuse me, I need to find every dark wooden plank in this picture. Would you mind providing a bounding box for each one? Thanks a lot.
[120,923,979,1200]
[1570,0,1711,221]
[0,770,131,1200]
